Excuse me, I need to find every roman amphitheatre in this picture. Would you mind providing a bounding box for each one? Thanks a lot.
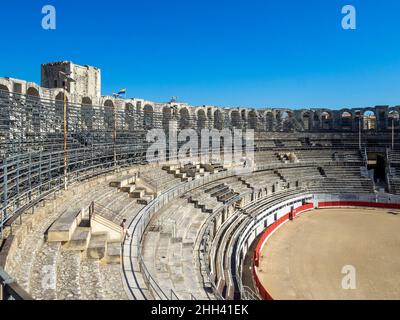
[0,61,400,300]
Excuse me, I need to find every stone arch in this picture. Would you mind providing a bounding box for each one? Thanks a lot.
[276,110,292,131]
[179,107,190,129]
[0,84,10,92]
[213,109,223,130]
[26,87,40,97]
[248,110,258,130]
[321,111,332,130]
[55,91,68,102]
[0,84,10,99]
[197,109,207,130]
[388,109,400,128]
[279,111,290,121]
[363,110,376,130]
[82,97,92,105]
[143,104,154,129]
[340,110,353,130]
[104,100,114,107]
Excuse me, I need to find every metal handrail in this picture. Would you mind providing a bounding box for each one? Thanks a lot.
[123,169,235,300]
[0,267,32,300]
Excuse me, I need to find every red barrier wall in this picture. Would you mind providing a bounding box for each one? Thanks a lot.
[252,203,314,300]
[252,200,400,300]
[318,201,400,209]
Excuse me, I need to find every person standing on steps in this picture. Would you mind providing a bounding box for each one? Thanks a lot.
[120,218,131,240]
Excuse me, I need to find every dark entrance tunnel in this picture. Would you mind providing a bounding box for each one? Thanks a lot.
[367,153,386,185]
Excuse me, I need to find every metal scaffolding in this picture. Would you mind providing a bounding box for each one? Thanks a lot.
[0,90,399,237]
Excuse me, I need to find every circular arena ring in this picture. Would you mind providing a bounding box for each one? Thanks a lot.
[252,200,400,300]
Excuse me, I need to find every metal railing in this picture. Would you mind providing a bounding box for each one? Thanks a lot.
[0,267,32,300]
[123,169,237,300]
[1,89,398,237]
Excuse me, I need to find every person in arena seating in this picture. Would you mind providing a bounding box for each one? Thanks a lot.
[120,219,131,240]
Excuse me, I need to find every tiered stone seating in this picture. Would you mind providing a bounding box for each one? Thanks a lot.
[254,151,282,166]
[45,183,131,262]
[277,166,323,185]
[281,140,302,147]
[96,191,144,225]
[211,211,248,296]
[4,176,132,300]
[142,198,211,300]
[204,183,238,204]
[296,149,362,164]
[200,163,227,174]
[222,177,252,197]
[306,165,374,193]
[140,168,182,192]
[239,170,282,192]
[389,167,400,194]
[255,140,276,150]
[323,166,362,178]
[209,188,304,299]
[309,139,333,147]
[189,184,225,213]
[163,163,210,182]
[188,176,251,214]
[109,171,166,204]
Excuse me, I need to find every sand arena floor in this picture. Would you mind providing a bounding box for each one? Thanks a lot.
[256,207,400,300]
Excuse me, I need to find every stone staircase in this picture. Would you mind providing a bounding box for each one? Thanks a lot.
[3,178,133,300]
[109,174,156,205]
[163,162,226,183]
[142,198,211,300]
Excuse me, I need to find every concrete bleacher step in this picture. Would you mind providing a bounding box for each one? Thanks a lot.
[120,184,136,193]
[109,175,136,188]
[56,250,82,300]
[162,164,179,173]
[129,188,146,198]
[29,242,61,300]
[47,208,83,242]
[64,226,91,251]
[175,172,187,179]
[87,233,108,259]
[137,193,155,205]
[79,258,105,299]
[104,241,121,264]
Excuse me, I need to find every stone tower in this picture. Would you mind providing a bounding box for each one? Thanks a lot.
[41,61,101,100]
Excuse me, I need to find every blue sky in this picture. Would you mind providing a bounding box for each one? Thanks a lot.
[0,0,399,108]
